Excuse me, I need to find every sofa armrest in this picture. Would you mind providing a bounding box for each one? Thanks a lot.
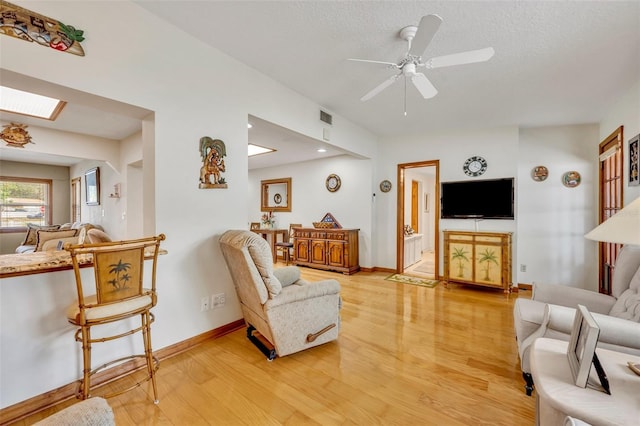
[545,304,640,349]
[533,282,616,314]
[265,279,340,309]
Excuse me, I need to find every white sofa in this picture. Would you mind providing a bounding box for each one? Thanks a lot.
[15,222,106,253]
[513,244,640,395]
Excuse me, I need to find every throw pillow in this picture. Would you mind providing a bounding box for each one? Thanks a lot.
[273,266,301,287]
[22,224,60,246]
[35,229,78,252]
[41,236,82,251]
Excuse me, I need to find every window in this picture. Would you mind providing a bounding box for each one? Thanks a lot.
[0,177,52,232]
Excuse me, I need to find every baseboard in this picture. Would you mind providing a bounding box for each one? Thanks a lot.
[369,266,395,273]
[0,319,245,425]
[517,283,532,291]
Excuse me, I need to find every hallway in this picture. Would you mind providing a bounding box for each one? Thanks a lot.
[404,250,435,279]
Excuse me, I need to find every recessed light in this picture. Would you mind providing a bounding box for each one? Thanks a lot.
[0,86,66,120]
[248,143,275,156]
[317,148,327,153]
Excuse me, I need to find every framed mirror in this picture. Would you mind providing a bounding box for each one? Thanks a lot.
[261,177,291,212]
[85,167,100,205]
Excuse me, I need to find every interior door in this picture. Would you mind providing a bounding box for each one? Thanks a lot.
[598,126,623,295]
[411,180,419,232]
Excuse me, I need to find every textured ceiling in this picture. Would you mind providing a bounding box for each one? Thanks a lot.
[137,1,640,138]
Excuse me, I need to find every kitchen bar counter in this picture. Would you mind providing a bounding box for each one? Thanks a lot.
[0,248,167,278]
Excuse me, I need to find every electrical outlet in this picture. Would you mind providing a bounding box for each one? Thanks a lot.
[200,296,210,312]
[520,264,527,272]
[212,293,226,309]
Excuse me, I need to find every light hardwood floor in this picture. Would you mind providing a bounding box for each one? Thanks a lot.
[15,268,534,425]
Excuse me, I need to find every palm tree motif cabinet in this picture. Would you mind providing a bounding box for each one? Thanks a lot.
[443,230,512,293]
[293,228,360,275]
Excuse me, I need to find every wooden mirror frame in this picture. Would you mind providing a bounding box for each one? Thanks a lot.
[261,177,291,212]
[85,167,100,206]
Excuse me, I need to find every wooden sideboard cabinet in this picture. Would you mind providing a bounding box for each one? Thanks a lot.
[443,230,512,293]
[293,228,360,275]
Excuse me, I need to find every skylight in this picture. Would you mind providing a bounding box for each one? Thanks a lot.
[0,86,66,120]
[248,143,275,157]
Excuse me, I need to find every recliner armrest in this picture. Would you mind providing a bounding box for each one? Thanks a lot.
[545,304,640,349]
[533,282,616,314]
[265,279,340,309]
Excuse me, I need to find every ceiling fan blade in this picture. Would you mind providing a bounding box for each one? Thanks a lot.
[409,14,443,57]
[411,73,438,99]
[426,47,495,69]
[348,58,399,68]
[361,74,401,101]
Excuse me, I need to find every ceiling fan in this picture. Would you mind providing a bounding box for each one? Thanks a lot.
[349,14,494,114]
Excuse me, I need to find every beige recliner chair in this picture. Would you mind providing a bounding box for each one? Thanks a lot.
[219,230,341,359]
[513,245,640,395]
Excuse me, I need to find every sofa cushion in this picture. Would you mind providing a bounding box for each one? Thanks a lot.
[35,229,78,252]
[22,224,60,246]
[609,267,640,322]
[611,245,640,299]
[86,229,112,243]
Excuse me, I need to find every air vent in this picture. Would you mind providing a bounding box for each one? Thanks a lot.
[320,110,332,125]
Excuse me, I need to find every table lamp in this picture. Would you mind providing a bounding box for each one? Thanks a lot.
[584,196,640,245]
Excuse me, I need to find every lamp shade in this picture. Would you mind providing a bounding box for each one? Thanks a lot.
[584,197,640,245]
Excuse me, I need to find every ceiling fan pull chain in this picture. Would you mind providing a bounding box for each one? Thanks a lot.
[404,77,408,116]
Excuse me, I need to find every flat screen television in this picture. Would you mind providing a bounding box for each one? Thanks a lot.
[441,178,514,219]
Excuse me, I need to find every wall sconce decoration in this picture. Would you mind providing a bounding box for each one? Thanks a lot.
[0,0,86,56]
[109,183,121,199]
[198,136,227,189]
[1,122,33,148]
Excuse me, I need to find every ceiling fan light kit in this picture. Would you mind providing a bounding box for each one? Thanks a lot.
[349,14,494,114]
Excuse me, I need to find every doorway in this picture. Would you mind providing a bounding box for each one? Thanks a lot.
[397,160,439,278]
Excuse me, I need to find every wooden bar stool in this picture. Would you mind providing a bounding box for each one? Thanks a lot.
[65,234,165,403]
[275,223,300,265]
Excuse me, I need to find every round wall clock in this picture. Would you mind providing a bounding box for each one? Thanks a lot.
[379,179,392,193]
[326,174,341,192]
[463,156,487,177]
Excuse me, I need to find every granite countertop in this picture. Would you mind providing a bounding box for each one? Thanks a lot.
[0,249,167,278]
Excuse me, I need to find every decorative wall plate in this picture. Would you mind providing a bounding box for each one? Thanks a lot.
[273,193,282,204]
[326,174,341,192]
[562,171,581,188]
[379,179,392,192]
[532,166,548,182]
[463,156,487,177]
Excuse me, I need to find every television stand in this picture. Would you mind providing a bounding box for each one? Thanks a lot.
[443,230,513,293]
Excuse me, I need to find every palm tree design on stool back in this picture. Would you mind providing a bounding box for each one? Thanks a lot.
[95,248,143,302]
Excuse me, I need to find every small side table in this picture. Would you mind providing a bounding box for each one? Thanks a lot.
[530,338,640,426]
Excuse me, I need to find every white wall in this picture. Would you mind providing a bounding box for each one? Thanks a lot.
[376,126,519,275]
[599,79,640,205]
[517,124,600,290]
[0,0,377,408]
[249,155,373,267]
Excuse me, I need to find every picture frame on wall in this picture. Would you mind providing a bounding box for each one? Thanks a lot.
[629,134,639,186]
[85,167,100,205]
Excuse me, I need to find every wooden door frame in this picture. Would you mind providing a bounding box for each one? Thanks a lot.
[396,160,440,276]
[597,126,624,294]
